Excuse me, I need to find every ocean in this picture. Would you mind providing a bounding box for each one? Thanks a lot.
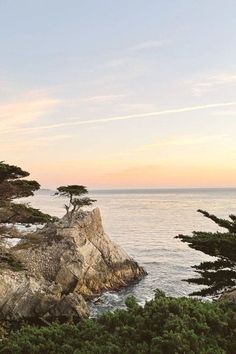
[21,188,236,315]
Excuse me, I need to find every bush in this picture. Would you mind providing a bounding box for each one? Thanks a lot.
[0,291,236,353]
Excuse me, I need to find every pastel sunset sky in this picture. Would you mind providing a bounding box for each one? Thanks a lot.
[1,1,236,188]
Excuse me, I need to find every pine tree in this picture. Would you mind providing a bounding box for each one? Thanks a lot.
[0,161,54,270]
[0,161,53,227]
[176,209,236,296]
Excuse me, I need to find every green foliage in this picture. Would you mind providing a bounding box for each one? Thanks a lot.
[198,209,236,233]
[1,203,53,225]
[55,185,96,224]
[0,162,29,183]
[0,162,39,204]
[0,249,24,272]
[55,185,88,199]
[0,292,236,354]
[0,161,53,225]
[176,209,236,296]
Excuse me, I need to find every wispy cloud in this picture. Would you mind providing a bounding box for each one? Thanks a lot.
[103,39,169,69]
[1,101,236,135]
[191,73,236,96]
[131,40,169,51]
[134,134,226,152]
[79,94,127,103]
[104,162,236,188]
[0,91,61,130]
[0,134,71,152]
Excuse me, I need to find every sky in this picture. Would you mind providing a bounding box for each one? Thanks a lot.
[1,0,236,189]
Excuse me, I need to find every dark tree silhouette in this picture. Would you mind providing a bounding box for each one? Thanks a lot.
[0,161,53,227]
[176,209,236,296]
[55,185,96,224]
[0,161,54,269]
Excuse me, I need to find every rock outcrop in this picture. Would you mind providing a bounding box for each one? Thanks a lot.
[220,289,236,304]
[0,208,146,323]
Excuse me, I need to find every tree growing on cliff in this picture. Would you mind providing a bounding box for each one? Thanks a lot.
[176,209,236,296]
[0,161,53,229]
[55,185,96,224]
[0,161,54,269]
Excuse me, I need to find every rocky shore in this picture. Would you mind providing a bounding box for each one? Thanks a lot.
[0,208,146,324]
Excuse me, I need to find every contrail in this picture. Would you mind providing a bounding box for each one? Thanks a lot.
[1,101,236,135]
[71,101,236,124]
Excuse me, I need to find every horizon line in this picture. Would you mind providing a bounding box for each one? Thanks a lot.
[40,186,236,191]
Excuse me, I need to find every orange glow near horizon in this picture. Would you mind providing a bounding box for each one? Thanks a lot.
[23,159,236,189]
[1,2,236,190]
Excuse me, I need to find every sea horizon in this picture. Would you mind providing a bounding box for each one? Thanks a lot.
[23,186,236,315]
[41,187,236,194]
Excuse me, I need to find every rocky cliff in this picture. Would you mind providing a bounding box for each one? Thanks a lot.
[220,289,236,304]
[0,208,146,323]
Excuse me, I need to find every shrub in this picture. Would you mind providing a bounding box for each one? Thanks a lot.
[0,291,235,354]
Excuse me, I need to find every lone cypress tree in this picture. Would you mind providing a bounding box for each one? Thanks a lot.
[176,209,236,296]
[55,185,96,225]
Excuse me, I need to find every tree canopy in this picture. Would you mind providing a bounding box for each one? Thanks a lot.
[0,161,53,226]
[1,291,235,353]
[55,185,96,224]
[176,209,236,296]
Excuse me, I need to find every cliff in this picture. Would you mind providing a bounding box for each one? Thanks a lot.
[220,289,236,304]
[0,208,146,323]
